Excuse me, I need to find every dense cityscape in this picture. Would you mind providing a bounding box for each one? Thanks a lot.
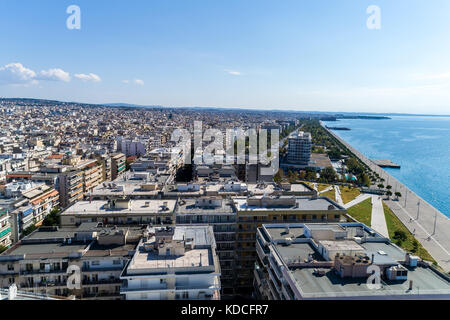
[0,98,448,301]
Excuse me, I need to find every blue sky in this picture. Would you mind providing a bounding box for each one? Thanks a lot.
[1,0,450,114]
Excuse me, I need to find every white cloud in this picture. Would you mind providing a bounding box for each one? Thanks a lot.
[75,73,102,82]
[38,68,71,82]
[122,79,145,86]
[225,69,242,76]
[0,63,37,85]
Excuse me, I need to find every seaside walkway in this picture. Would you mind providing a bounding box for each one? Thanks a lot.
[325,126,450,272]
[371,196,389,238]
[334,185,344,207]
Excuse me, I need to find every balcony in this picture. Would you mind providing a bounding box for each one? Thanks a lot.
[82,278,122,286]
[20,281,67,289]
[20,268,65,276]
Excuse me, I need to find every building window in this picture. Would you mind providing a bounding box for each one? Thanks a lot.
[7,264,14,271]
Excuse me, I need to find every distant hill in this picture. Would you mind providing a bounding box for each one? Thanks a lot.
[1,97,448,117]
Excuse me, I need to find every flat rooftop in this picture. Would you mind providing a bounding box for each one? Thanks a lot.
[262,224,383,242]
[124,226,217,276]
[266,226,305,241]
[62,199,177,216]
[6,242,88,258]
[275,242,323,263]
[233,196,345,212]
[92,183,159,196]
[176,199,236,215]
[291,266,450,299]
[130,247,212,271]
[309,153,333,169]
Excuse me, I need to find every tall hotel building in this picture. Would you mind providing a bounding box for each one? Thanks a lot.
[287,131,312,165]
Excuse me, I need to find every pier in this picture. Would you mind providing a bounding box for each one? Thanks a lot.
[370,159,401,168]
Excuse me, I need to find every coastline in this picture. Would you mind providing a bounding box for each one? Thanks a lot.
[322,124,450,272]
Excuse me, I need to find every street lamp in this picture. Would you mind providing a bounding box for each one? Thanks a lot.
[432,212,438,236]
[404,190,408,207]
[416,201,420,220]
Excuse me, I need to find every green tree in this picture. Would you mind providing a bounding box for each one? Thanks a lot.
[412,239,419,253]
[287,170,299,183]
[393,230,407,246]
[360,173,371,187]
[299,171,306,180]
[327,148,342,160]
[43,206,61,227]
[273,170,284,184]
[306,171,317,181]
[320,167,337,183]
[378,184,385,189]
[386,190,393,199]
[0,245,7,254]
[22,225,38,238]
[395,192,402,200]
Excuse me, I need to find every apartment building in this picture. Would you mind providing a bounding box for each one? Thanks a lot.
[0,223,143,300]
[56,170,84,208]
[232,195,347,295]
[120,226,221,300]
[0,207,11,248]
[60,199,177,227]
[175,197,236,295]
[254,223,450,300]
[111,153,126,181]
[287,131,312,165]
[77,160,104,194]
[117,137,146,157]
[0,182,59,243]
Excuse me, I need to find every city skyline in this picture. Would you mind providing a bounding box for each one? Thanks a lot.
[1,0,450,115]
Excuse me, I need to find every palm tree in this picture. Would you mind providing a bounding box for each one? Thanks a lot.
[386,190,393,199]
[395,192,402,201]
[377,184,385,190]
[386,185,392,191]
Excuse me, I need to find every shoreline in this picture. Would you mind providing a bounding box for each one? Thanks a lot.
[322,124,450,272]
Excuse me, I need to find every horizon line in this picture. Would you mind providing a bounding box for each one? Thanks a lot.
[1,96,450,117]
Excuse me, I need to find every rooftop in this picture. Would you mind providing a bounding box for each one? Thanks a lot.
[62,199,177,216]
[123,226,218,276]
[176,199,236,215]
[233,196,345,212]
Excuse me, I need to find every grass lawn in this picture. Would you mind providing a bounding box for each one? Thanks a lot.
[317,184,332,193]
[339,186,361,204]
[347,198,372,227]
[322,189,336,202]
[383,202,436,264]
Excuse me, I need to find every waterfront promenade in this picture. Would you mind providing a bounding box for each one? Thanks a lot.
[325,126,450,272]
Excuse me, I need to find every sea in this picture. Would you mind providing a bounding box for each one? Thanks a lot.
[323,116,450,218]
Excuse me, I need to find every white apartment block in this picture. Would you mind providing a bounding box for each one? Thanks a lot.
[120,226,221,300]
